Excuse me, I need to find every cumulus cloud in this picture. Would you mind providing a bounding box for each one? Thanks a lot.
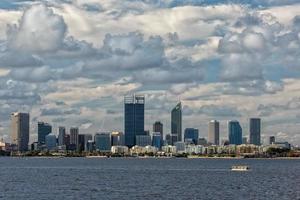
[7,4,67,52]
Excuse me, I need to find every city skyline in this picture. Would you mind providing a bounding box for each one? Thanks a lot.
[0,1,300,146]
[6,99,296,147]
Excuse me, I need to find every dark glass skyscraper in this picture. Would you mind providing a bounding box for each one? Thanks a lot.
[153,121,163,141]
[171,102,182,142]
[184,128,199,144]
[124,95,145,147]
[228,120,242,145]
[249,118,261,145]
[38,122,52,144]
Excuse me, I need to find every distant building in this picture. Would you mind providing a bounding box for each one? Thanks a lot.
[171,102,182,142]
[86,140,94,152]
[198,138,207,146]
[242,137,248,144]
[208,120,219,145]
[124,95,145,147]
[38,122,52,144]
[165,134,171,145]
[269,136,275,145]
[95,133,111,152]
[152,132,162,149]
[70,127,79,148]
[228,120,242,145]
[11,112,30,152]
[153,121,163,140]
[58,126,66,146]
[84,134,93,151]
[136,135,152,147]
[249,118,261,145]
[78,134,85,152]
[175,142,185,153]
[111,132,124,146]
[184,128,199,145]
[64,134,70,147]
[45,134,57,150]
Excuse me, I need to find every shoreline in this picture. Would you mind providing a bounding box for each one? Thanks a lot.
[1,155,299,160]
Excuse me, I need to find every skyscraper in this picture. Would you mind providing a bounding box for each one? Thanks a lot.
[124,94,145,147]
[38,122,52,144]
[95,133,111,152]
[249,118,261,145]
[184,128,199,144]
[208,120,219,145]
[58,126,66,146]
[171,102,182,142]
[269,136,275,144]
[11,112,30,152]
[228,120,242,145]
[111,132,124,146]
[45,134,57,151]
[70,127,79,150]
[153,121,163,140]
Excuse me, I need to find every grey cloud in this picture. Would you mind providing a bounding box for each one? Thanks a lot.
[221,80,284,96]
[9,66,53,82]
[0,79,41,105]
[40,108,81,116]
[7,4,67,52]
[198,105,242,117]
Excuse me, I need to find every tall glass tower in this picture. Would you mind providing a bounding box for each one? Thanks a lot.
[11,112,30,152]
[228,120,242,145]
[208,120,219,145]
[171,102,182,142]
[249,118,261,145]
[124,94,145,147]
[38,121,52,144]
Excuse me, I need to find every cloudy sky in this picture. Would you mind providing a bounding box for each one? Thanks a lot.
[0,0,300,145]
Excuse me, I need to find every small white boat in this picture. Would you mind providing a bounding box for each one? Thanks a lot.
[231,165,249,171]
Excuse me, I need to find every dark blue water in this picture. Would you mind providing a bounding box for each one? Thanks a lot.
[0,157,299,200]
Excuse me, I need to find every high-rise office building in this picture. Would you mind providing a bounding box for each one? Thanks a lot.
[11,112,30,152]
[38,122,52,144]
[269,136,275,145]
[95,133,111,152]
[58,126,66,146]
[78,134,85,152]
[84,134,93,151]
[208,120,219,145]
[228,120,242,145]
[152,132,162,149]
[136,135,152,147]
[70,127,79,150]
[153,121,163,140]
[45,133,57,150]
[249,118,261,145]
[171,102,182,142]
[111,132,124,146]
[184,128,199,144]
[124,94,145,147]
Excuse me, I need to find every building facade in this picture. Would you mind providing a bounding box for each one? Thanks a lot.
[249,118,261,145]
[171,102,182,142]
[153,121,163,140]
[38,122,52,144]
[11,112,30,152]
[184,128,199,144]
[45,134,57,150]
[95,133,111,152]
[70,127,79,150]
[228,120,242,145]
[208,120,219,145]
[124,95,145,147]
[58,127,66,146]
